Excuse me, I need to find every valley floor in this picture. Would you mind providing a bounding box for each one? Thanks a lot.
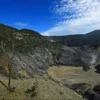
[48,66,100,87]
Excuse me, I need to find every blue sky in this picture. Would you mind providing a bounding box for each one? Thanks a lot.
[0,0,100,36]
[0,0,56,33]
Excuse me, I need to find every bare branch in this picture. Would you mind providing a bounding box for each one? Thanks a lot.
[0,80,9,90]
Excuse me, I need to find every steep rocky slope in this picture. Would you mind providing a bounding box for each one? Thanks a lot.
[0,24,100,78]
[0,24,61,77]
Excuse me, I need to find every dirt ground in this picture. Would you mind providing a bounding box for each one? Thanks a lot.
[48,66,100,87]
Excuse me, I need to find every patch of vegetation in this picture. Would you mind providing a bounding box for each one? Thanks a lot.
[25,84,37,98]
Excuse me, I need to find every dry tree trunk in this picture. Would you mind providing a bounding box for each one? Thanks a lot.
[7,56,15,92]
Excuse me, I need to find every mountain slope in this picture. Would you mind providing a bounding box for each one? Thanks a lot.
[0,24,62,77]
[0,24,100,78]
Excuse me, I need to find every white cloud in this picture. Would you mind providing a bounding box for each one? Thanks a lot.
[15,22,28,27]
[42,0,100,36]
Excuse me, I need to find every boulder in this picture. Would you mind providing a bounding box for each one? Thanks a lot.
[93,85,100,95]
[95,64,100,74]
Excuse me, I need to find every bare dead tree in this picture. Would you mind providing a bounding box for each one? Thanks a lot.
[0,56,15,92]
[8,56,15,92]
[0,32,16,92]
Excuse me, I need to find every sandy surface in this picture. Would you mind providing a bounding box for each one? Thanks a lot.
[48,66,100,86]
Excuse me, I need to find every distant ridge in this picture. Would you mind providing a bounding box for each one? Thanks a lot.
[45,30,100,47]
